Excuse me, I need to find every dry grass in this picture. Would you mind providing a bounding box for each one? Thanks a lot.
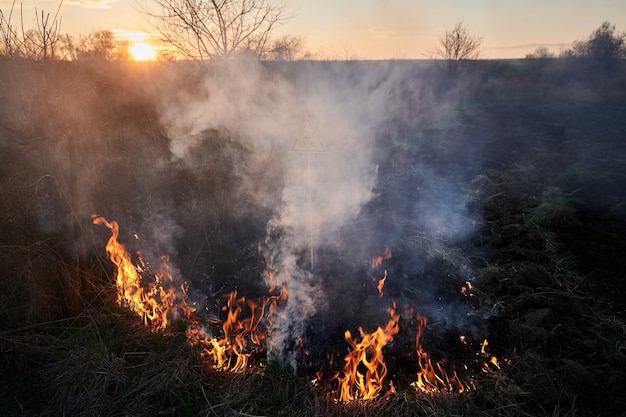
[0,253,519,407]
[1,58,625,417]
[0,287,538,417]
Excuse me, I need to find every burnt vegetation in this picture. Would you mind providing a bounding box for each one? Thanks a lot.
[1,22,626,417]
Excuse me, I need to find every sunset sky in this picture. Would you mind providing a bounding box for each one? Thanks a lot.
[3,0,626,59]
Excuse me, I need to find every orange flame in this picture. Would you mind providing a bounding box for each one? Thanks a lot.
[94,216,502,397]
[336,302,400,401]
[480,339,500,370]
[371,246,392,269]
[92,215,185,329]
[93,215,285,372]
[411,315,472,393]
[335,301,479,401]
[377,270,387,297]
[184,287,286,372]
[461,281,474,297]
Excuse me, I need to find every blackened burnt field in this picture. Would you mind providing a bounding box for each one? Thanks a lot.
[1,58,625,417]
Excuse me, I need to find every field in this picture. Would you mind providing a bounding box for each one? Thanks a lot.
[1,57,625,416]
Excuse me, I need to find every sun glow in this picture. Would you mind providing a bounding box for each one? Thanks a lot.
[129,42,157,61]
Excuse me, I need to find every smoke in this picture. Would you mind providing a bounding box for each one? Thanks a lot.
[155,55,486,368]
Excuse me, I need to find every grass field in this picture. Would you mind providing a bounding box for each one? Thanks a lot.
[1,57,625,416]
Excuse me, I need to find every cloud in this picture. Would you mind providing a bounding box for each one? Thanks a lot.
[490,42,571,51]
[366,26,419,39]
[111,29,158,42]
[64,0,120,9]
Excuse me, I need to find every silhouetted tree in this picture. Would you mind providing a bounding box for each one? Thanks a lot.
[76,30,130,60]
[525,46,555,60]
[264,34,311,61]
[0,2,63,59]
[432,22,482,74]
[522,46,557,78]
[146,0,287,60]
[569,21,625,74]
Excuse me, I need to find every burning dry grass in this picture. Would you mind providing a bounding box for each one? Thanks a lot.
[1,59,625,416]
[88,214,507,404]
[1,195,621,416]
[0,305,527,417]
[0,199,619,416]
[0,229,524,416]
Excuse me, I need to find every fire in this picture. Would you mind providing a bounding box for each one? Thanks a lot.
[92,215,285,372]
[377,270,387,297]
[480,339,500,370]
[372,247,391,297]
[412,315,472,393]
[461,280,474,297]
[336,303,400,401]
[371,246,392,269]
[93,216,502,401]
[92,215,185,329]
[200,287,287,372]
[333,299,480,401]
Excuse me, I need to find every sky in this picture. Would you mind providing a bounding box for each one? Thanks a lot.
[2,0,626,59]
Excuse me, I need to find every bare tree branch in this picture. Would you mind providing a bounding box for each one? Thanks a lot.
[431,22,482,74]
[0,0,63,59]
[144,0,286,60]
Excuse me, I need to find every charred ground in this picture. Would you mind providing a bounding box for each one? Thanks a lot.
[0,58,625,416]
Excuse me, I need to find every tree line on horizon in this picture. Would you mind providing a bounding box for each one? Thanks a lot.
[0,0,625,78]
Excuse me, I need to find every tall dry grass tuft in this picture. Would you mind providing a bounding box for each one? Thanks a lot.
[0,221,112,328]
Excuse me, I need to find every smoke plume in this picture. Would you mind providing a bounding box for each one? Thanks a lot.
[158,56,480,367]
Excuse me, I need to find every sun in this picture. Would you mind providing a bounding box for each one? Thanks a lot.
[129,42,157,61]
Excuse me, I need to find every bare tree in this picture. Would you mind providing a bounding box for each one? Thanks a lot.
[265,33,311,61]
[432,22,482,73]
[146,0,287,60]
[0,1,20,57]
[0,0,63,59]
[34,6,63,59]
[75,30,130,60]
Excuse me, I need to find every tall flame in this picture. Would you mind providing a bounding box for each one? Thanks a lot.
[412,315,472,393]
[92,215,285,372]
[336,302,400,401]
[92,215,186,329]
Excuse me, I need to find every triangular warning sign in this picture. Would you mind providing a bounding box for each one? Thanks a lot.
[291,119,325,152]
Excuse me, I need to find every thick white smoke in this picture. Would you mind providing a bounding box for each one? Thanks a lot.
[157,55,478,367]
